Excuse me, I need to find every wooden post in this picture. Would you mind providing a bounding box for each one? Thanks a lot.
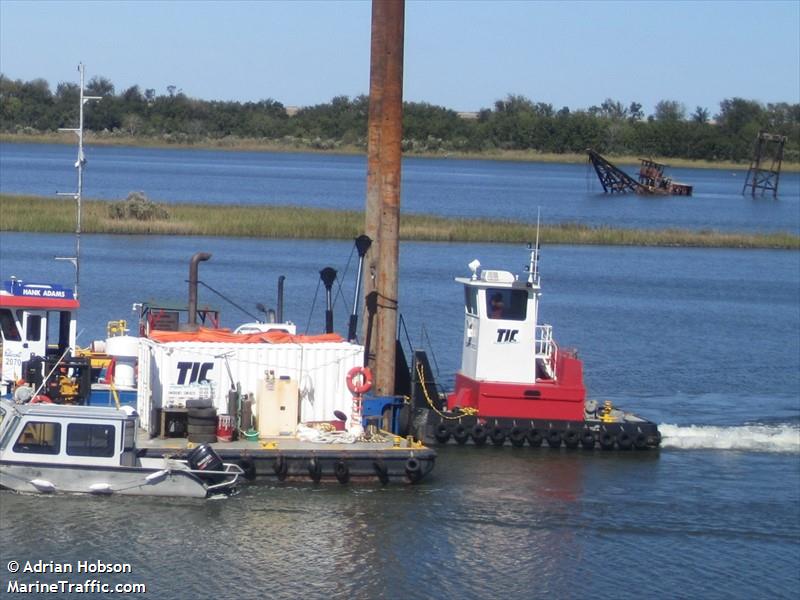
[363,0,404,396]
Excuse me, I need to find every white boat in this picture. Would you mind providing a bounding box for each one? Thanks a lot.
[0,399,243,497]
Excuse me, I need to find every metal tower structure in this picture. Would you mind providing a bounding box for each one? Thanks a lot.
[56,63,101,300]
[742,132,786,198]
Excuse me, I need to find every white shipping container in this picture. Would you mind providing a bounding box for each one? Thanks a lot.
[137,338,364,436]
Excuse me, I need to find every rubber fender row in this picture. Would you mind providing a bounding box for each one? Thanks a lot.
[434,422,658,450]
[268,455,424,484]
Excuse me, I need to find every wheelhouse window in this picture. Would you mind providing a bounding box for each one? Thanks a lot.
[25,314,42,342]
[464,287,478,316]
[67,423,116,458]
[13,422,61,455]
[0,309,21,341]
[486,289,528,321]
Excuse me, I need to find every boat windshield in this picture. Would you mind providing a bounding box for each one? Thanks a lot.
[486,288,527,321]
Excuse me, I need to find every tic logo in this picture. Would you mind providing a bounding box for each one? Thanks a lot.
[176,361,214,384]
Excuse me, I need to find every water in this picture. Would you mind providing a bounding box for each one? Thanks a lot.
[0,232,798,599]
[1,142,799,233]
[1,145,799,598]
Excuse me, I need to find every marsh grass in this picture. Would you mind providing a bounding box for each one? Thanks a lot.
[1,194,797,249]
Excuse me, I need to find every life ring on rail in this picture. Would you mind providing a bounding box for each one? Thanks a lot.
[30,395,53,404]
[346,366,373,395]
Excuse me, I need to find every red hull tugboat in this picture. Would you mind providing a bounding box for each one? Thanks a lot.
[411,244,661,450]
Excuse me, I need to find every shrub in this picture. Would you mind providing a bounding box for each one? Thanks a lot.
[108,191,169,220]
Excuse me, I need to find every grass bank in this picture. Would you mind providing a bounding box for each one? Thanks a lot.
[3,132,797,172]
[1,195,797,249]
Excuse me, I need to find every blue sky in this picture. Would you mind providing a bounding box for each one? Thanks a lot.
[1,0,798,116]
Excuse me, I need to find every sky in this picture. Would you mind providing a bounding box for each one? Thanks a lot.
[1,0,798,117]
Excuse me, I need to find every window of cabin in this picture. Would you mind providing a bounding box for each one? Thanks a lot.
[67,423,116,458]
[26,314,42,342]
[0,309,21,341]
[464,287,478,316]
[486,289,528,321]
[13,422,61,454]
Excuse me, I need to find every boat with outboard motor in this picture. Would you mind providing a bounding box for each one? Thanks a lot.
[406,243,662,451]
[0,398,244,497]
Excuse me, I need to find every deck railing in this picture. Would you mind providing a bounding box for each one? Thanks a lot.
[535,325,557,380]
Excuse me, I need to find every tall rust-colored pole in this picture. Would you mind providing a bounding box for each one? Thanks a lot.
[363,0,404,396]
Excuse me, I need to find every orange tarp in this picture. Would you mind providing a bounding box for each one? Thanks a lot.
[147,327,345,344]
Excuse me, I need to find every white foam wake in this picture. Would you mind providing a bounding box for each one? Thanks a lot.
[659,423,800,453]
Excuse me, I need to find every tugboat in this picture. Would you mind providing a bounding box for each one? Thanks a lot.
[410,243,662,450]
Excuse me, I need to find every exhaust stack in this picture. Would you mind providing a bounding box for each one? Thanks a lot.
[188,252,212,328]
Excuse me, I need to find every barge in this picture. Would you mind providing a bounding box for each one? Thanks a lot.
[0,270,435,486]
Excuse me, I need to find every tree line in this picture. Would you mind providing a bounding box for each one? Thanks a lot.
[1,74,798,162]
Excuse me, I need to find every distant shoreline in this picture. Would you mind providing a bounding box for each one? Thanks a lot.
[1,194,797,249]
[4,132,798,172]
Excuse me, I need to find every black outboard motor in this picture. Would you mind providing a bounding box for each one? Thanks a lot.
[186,444,226,484]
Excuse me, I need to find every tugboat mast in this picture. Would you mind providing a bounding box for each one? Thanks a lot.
[56,62,101,300]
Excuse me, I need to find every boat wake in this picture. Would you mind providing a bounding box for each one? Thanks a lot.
[659,423,800,453]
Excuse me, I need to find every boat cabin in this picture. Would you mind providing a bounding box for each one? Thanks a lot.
[0,400,137,469]
[0,280,78,391]
[447,246,587,422]
[454,252,555,385]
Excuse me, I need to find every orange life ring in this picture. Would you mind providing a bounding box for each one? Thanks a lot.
[31,395,53,404]
[346,366,373,395]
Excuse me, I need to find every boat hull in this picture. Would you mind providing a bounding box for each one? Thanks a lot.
[0,461,211,498]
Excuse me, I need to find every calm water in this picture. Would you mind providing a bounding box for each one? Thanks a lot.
[1,232,798,599]
[1,142,799,233]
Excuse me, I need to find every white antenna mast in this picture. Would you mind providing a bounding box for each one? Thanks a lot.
[56,62,101,300]
[528,208,541,285]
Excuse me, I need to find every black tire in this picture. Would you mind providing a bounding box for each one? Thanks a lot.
[188,416,217,426]
[308,458,322,483]
[527,429,543,447]
[510,427,526,448]
[237,459,257,481]
[490,427,506,447]
[581,431,596,450]
[453,424,469,445]
[335,460,350,484]
[396,404,411,438]
[546,430,562,448]
[563,429,580,449]
[633,433,648,450]
[273,455,288,481]
[405,457,423,483]
[188,424,217,435]
[434,424,451,444]
[617,431,633,450]
[599,432,615,450]
[188,433,217,444]
[373,460,389,485]
[188,407,217,419]
[186,397,213,409]
[471,424,488,447]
